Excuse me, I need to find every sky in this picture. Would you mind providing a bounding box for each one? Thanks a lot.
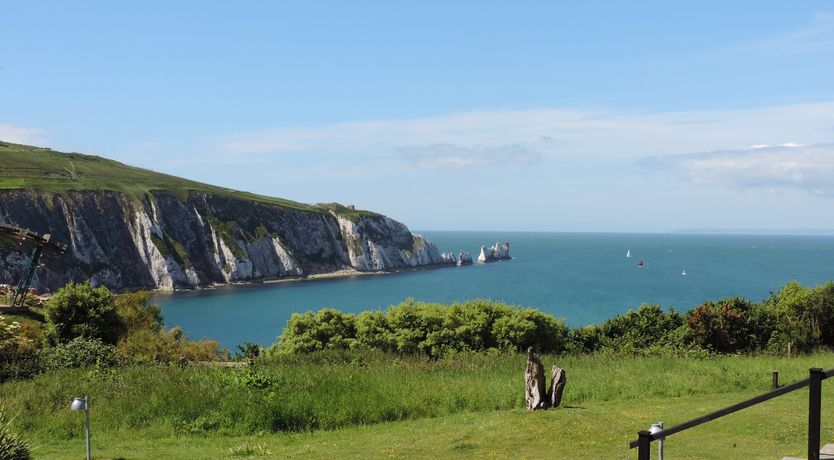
[2,1,834,232]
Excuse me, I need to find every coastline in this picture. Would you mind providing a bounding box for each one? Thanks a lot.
[153,262,465,295]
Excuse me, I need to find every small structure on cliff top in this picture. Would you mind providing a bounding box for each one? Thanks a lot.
[525,347,566,410]
[0,224,67,309]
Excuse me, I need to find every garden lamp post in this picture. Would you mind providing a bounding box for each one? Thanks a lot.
[649,421,664,460]
[70,396,91,460]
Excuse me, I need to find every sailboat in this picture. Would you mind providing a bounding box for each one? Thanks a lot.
[681,268,687,276]
[626,249,632,258]
[637,259,644,268]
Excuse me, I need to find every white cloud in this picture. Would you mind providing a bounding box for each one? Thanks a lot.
[398,142,545,169]
[648,143,834,196]
[214,102,834,171]
[0,124,47,145]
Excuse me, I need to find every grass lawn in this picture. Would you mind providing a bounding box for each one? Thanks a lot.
[5,352,834,459]
[29,390,834,459]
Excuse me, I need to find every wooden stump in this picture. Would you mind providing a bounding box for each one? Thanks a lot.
[548,366,566,408]
[525,347,548,410]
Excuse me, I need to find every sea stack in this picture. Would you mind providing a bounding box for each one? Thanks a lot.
[477,242,511,263]
[458,251,473,266]
[440,252,457,265]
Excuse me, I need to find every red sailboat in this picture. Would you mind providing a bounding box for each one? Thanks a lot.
[637,259,644,268]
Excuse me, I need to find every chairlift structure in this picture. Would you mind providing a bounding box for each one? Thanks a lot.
[0,224,67,309]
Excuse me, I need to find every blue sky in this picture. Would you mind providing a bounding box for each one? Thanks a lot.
[2,1,834,232]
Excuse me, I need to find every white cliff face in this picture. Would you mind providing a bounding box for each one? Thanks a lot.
[125,206,178,290]
[271,237,303,276]
[334,214,454,271]
[0,189,459,292]
[477,242,511,263]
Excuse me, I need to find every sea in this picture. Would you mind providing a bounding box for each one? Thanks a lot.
[156,232,834,349]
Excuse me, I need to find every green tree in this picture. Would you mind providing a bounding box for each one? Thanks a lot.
[43,282,122,345]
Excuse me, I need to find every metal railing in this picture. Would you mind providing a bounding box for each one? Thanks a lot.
[629,367,834,460]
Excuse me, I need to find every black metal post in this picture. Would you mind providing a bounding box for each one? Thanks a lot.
[772,371,779,389]
[809,368,824,460]
[637,430,652,460]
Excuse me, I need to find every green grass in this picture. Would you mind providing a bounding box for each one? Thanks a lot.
[0,141,318,212]
[2,352,834,458]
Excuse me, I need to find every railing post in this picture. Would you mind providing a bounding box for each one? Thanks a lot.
[637,430,652,460]
[772,371,779,389]
[808,368,824,460]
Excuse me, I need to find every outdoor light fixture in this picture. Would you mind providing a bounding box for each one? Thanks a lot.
[649,421,665,460]
[70,396,91,460]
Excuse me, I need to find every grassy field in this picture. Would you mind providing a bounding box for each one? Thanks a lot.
[0,141,371,216]
[2,352,834,458]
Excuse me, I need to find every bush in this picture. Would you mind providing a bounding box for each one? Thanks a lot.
[43,282,122,345]
[39,337,117,370]
[273,299,570,357]
[684,297,760,353]
[598,304,683,352]
[766,281,834,353]
[274,308,358,354]
[0,407,30,460]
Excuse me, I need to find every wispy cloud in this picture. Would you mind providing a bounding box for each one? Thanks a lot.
[746,11,834,55]
[215,102,834,171]
[647,143,834,196]
[0,124,47,145]
[398,142,546,169]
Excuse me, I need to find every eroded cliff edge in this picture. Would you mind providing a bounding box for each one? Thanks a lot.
[0,189,450,292]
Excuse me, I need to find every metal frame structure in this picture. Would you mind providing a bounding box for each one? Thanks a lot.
[0,224,67,308]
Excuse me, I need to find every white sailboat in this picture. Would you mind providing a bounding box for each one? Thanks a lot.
[626,249,631,258]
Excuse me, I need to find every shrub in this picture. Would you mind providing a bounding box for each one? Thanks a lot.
[0,407,30,460]
[274,309,357,354]
[274,300,570,357]
[685,297,760,353]
[598,304,683,352]
[766,281,834,353]
[43,282,122,345]
[39,337,118,370]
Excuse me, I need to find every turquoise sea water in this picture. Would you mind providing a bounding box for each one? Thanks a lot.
[156,232,834,349]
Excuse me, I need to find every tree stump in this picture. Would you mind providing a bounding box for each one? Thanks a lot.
[548,366,566,408]
[525,347,548,410]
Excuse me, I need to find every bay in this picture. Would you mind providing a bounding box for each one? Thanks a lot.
[156,232,834,349]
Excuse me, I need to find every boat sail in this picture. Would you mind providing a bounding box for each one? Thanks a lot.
[626,249,631,258]
[637,259,644,268]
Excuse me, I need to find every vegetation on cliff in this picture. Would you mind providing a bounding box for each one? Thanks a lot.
[0,141,377,216]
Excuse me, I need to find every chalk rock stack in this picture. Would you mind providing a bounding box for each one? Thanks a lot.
[458,251,473,266]
[440,252,457,265]
[477,242,511,263]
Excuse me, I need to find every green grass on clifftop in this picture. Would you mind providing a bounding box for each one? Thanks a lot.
[0,141,320,211]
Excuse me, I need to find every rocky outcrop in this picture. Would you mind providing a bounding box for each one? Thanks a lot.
[440,252,457,265]
[477,242,511,263]
[458,251,473,266]
[0,189,453,292]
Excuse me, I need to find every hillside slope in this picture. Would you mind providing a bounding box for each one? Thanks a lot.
[0,141,454,291]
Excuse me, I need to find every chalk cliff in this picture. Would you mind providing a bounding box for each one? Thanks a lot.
[0,189,454,292]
